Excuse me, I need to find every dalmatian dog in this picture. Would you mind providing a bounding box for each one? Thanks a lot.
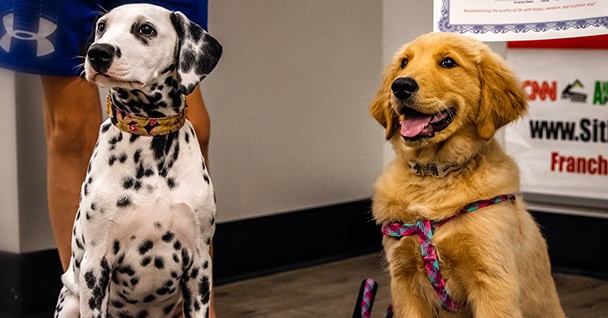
[53,4,221,318]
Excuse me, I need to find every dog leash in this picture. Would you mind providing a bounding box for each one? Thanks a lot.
[381,194,516,312]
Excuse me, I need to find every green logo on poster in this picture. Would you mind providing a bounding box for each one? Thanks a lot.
[593,81,608,106]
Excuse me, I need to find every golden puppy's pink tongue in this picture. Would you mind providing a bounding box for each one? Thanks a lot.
[400,114,432,138]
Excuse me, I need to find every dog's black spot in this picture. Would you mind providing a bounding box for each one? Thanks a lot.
[164,303,175,314]
[111,300,124,308]
[119,152,127,163]
[203,260,209,269]
[109,155,117,166]
[123,177,134,189]
[143,294,156,303]
[167,177,176,189]
[133,149,142,163]
[154,256,165,269]
[109,133,123,147]
[118,253,125,264]
[197,34,222,75]
[136,310,149,318]
[139,240,153,255]
[117,265,135,276]
[101,123,111,133]
[203,175,210,184]
[84,271,96,289]
[90,202,96,210]
[113,240,120,254]
[199,275,211,304]
[173,253,179,263]
[191,267,199,279]
[115,47,122,58]
[117,196,131,207]
[180,49,196,73]
[134,180,142,190]
[75,238,84,249]
[155,222,162,229]
[189,22,204,42]
[174,240,182,250]
[130,277,139,286]
[130,134,140,143]
[184,132,190,143]
[141,256,152,266]
[181,249,190,268]
[162,231,174,242]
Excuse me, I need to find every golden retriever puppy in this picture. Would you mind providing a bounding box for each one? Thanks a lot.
[370,32,565,318]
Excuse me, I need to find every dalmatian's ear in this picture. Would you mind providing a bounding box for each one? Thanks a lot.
[170,11,223,95]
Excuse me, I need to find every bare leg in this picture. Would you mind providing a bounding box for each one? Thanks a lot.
[186,87,211,164]
[42,76,102,270]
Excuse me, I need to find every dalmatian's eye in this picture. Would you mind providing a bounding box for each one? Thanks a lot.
[139,23,156,36]
[97,22,105,33]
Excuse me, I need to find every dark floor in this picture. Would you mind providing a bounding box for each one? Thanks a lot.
[21,253,608,317]
[215,253,608,318]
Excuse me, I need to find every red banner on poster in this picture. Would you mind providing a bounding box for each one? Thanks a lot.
[508,34,608,50]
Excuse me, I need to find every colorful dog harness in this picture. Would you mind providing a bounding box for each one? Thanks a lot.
[381,194,516,312]
[107,95,187,136]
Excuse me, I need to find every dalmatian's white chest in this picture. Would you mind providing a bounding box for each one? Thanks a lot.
[61,119,215,317]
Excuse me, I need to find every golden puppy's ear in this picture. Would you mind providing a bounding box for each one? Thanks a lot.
[477,50,528,140]
[370,66,400,140]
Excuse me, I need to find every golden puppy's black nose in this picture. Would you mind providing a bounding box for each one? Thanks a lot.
[392,77,418,100]
[87,43,116,74]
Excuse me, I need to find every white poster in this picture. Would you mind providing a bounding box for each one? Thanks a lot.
[434,0,608,41]
[505,49,608,200]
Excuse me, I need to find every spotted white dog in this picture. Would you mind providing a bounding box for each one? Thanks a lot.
[54,4,222,318]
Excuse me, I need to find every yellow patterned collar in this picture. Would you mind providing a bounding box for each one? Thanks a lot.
[106,95,187,136]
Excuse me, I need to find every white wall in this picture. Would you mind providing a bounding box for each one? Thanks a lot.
[6,0,386,251]
[0,70,20,253]
[204,0,384,222]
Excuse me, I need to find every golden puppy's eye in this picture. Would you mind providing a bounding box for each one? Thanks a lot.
[440,57,457,68]
[401,58,408,69]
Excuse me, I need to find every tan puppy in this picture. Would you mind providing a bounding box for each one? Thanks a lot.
[370,32,565,318]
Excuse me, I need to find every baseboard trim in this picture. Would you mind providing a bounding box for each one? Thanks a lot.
[2,203,606,315]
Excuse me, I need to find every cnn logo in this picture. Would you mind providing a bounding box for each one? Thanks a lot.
[523,80,557,101]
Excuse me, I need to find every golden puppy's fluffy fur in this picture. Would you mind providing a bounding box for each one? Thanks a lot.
[370,32,565,317]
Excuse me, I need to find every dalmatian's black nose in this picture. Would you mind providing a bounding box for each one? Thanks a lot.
[87,43,116,74]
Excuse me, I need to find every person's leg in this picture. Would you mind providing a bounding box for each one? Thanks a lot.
[42,76,102,270]
[186,87,211,163]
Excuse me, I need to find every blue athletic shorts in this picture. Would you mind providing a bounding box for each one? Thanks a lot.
[0,0,208,76]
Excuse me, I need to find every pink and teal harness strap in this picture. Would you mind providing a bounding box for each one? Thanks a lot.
[353,278,378,318]
[381,194,516,312]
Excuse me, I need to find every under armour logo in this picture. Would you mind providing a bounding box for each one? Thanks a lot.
[1,13,57,57]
